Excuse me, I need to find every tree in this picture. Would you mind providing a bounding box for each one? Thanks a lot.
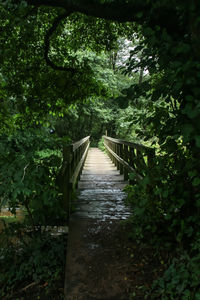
[0,4,133,218]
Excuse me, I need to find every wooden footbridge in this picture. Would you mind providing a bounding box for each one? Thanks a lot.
[61,136,154,300]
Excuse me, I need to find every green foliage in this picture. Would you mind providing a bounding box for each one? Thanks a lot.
[125,146,200,245]
[54,13,132,53]
[0,224,67,299]
[124,179,163,245]
[0,128,67,227]
[149,239,200,299]
[115,0,200,249]
[52,98,117,141]
[98,137,105,151]
[0,5,132,117]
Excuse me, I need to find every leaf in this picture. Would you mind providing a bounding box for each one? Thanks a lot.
[192,177,200,187]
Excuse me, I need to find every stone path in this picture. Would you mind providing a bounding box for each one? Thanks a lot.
[64,148,130,300]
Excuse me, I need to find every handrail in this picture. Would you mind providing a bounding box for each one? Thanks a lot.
[70,136,90,185]
[103,135,154,182]
[57,136,90,218]
[72,136,90,152]
[103,136,152,151]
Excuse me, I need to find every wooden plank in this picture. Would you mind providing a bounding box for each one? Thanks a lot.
[64,147,131,298]
[80,174,124,181]
[72,136,90,151]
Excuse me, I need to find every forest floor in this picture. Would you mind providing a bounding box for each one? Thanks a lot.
[0,213,66,300]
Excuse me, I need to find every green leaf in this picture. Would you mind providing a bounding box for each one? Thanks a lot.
[136,12,143,18]
[192,177,200,187]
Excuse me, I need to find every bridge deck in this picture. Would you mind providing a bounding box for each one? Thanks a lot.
[65,148,130,300]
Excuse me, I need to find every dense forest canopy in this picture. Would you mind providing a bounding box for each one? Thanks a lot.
[1,0,200,298]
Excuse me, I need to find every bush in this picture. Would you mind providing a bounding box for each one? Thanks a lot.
[149,249,200,299]
[0,129,68,227]
[0,223,67,299]
[98,137,105,151]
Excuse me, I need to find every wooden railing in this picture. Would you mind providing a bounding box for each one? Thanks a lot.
[103,135,155,182]
[57,136,90,218]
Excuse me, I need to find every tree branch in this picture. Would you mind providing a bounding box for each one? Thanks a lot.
[16,0,181,36]
[44,10,75,72]
[22,0,150,22]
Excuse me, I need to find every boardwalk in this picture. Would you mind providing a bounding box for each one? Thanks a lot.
[65,148,130,300]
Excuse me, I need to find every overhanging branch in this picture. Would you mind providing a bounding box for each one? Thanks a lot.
[44,10,75,72]
[19,0,180,35]
[19,0,150,22]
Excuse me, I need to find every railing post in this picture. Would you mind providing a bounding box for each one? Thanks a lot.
[114,143,117,167]
[129,148,135,184]
[129,148,134,168]
[77,146,81,182]
[123,145,129,180]
[119,144,123,174]
[57,145,73,219]
[116,144,120,171]
[110,141,114,163]
[57,136,91,220]
[103,135,154,185]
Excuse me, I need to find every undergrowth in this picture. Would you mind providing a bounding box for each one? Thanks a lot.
[124,175,200,300]
[0,222,67,299]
